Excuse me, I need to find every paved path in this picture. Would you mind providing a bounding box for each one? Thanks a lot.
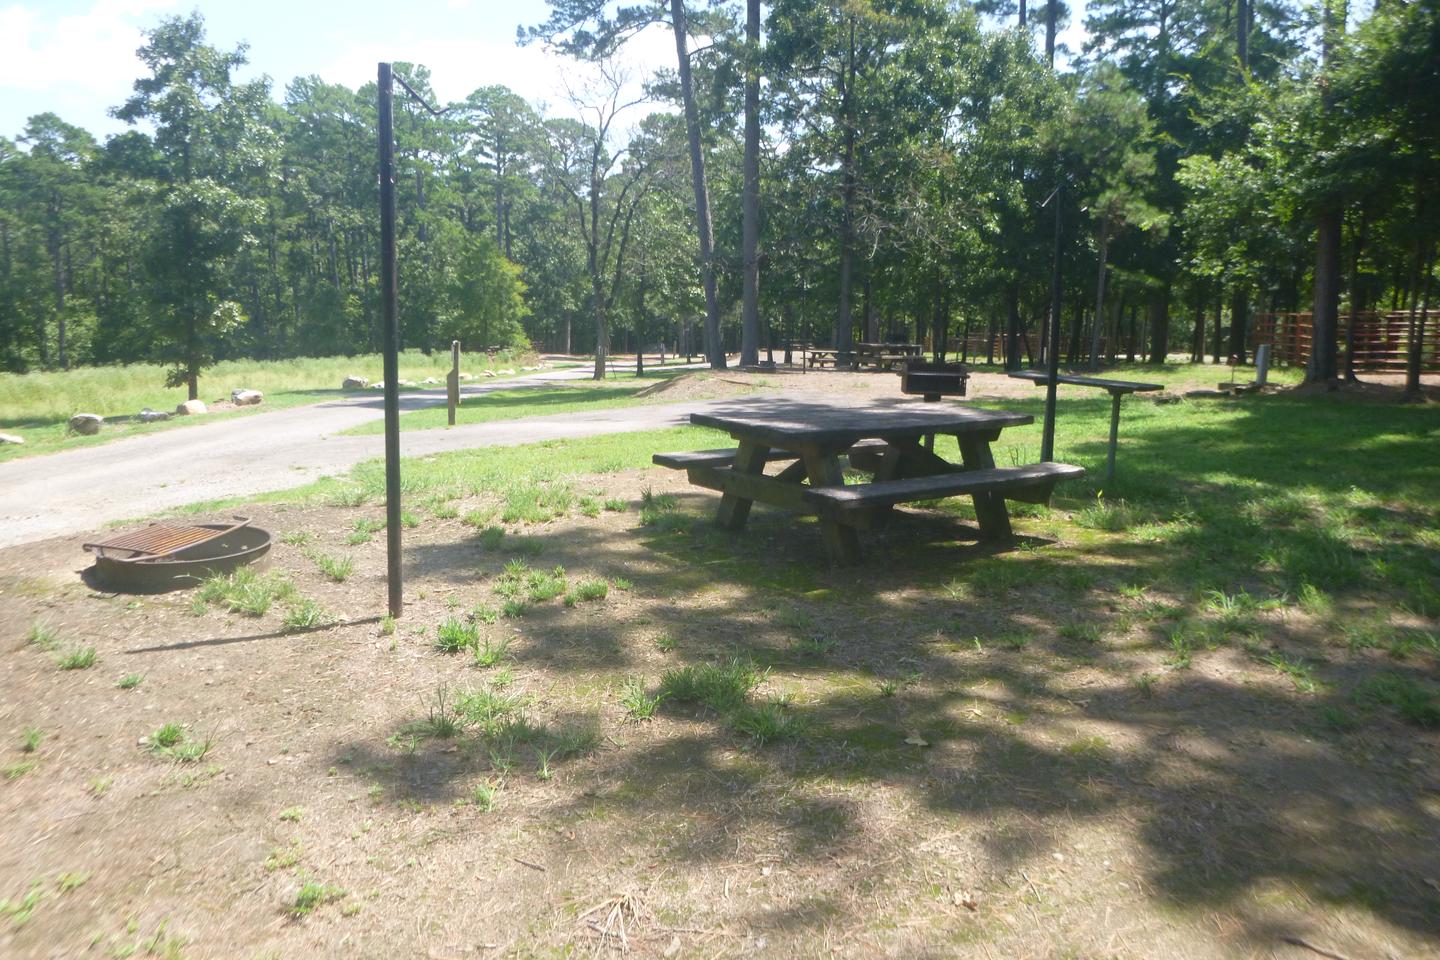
[0,366,721,549]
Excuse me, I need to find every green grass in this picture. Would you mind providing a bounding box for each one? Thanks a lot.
[290,881,346,917]
[0,349,540,461]
[55,645,97,670]
[564,578,609,606]
[660,660,764,714]
[144,723,213,763]
[618,676,663,721]
[310,551,355,583]
[195,569,295,617]
[434,617,479,653]
[282,599,331,632]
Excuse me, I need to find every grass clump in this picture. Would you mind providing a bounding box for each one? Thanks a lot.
[660,659,763,714]
[564,578,609,606]
[25,621,59,651]
[290,881,346,917]
[55,645,97,670]
[196,569,295,617]
[472,634,512,668]
[1262,652,1320,693]
[731,700,806,745]
[144,723,214,763]
[310,551,354,583]
[20,728,42,753]
[434,617,479,653]
[618,677,663,721]
[116,673,144,690]
[282,599,331,632]
[1353,673,1440,727]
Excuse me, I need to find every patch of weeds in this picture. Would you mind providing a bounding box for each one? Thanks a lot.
[967,561,1026,596]
[564,578,609,606]
[290,881,346,917]
[660,659,763,713]
[3,760,36,780]
[578,496,601,518]
[618,676,663,721]
[472,635,512,668]
[197,569,294,617]
[1165,630,1193,670]
[603,498,627,512]
[379,614,396,636]
[462,508,497,530]
[1059,621,1103,644]
[501,481,574,524]
[1319,706,1361,733]
[996,632,1030,650]
[310,552,354,583]
[501,599,529,619]
[430,500,460,520]
[144,724,214,763]
[471,605,500,625]
[1386,628,1439,661]
[1203,588,1260,633]
[20,727,42,753]
[534,748,556,781]
[471,781,498,811]
[526,566,568,603]
[1297,582,1333,619]
[732,700,806,745]
[325,484,369,507]
[654,633,677,652]
[116,673,144,690]
[1262,652,1320,693]
[434,617,479,653]
[278,806,303,823]
[1134,672,1159,697]
[795,633,836,658]
[639,487,679,527]
[1075,496,1154,532]
[56,645,97,670]
[510,535,545,556]
[0,880,44,926]
[400,511,420,529]
[613,577,632,591]
[88,776,111,796]
[402,686,463,741]
[279,530,312,546]
[1352,673,1440,727]
[25,621,60,651]
[282,599,331,632]
[479,525,506,549]
[265,839,303,872]
[547,718,602,758]
[56,872,88,894]
[1063,735,1110,760]
[456,686,526,737]
[876,678,900,698]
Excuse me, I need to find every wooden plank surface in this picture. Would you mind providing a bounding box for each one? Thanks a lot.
[802,462,1085,510]
[691,400,1032,447]
[1008,370,1163,393]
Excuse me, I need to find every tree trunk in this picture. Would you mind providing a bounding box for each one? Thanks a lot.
[592,279,608,381]
[1045,0,1057,67]
[669,0,724,368]
[1343,209,1368,382]
[1237,0,1250,74]
[1148,285,1170,364]
[1088,221,1110,371]
[1004,282,1022,372]
[1213,292,1224,363]
[739,0,761,367]
[1309,204,1343,382]
[835,16,858,356]
[1191,299,1205,363]
[1228,286,1249,364]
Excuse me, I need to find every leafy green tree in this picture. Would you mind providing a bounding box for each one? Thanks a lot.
[112,12,275,398]
[444,233,530,349]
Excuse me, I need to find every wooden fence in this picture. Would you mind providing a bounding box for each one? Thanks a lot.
[1251,311,1438,372]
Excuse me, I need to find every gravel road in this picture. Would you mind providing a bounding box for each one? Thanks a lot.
[0,367,721,549]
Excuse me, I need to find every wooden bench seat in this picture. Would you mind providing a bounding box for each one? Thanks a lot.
[802,462,1084,512]
[653,448,801,470]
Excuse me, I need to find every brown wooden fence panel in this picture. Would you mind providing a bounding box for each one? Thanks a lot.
[1252,312,1438,372]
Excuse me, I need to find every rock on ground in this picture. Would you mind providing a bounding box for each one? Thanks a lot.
[342,376,369,390]
[0,432,24,444]
[138,409,171,423]
[175,399,207,416]
[232,389,264,406]
[69,414,103,435]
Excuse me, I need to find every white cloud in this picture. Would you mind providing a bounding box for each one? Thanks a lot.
[0,0,177,94]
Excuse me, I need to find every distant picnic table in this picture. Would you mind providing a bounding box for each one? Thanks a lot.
[1008,370,1163,483]
[654,399,1083,564]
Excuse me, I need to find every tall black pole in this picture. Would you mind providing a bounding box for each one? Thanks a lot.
[1041,179,1064,463]
[378,63,403,618]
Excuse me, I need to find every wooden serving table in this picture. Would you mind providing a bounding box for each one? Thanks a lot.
[655,400,1083,563]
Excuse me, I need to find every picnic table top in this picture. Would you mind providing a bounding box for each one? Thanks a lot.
[691,399,1032,447]
[1008,370,1163,393]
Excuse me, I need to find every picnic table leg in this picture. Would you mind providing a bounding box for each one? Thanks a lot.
[801,450,862,564]
[957,435,1013,541]
[715,439,770,530]
[1106,391,1122,484]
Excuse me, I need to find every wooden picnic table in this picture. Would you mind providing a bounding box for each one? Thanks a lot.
[654,400,1083,564]
[1008,370,1163,483]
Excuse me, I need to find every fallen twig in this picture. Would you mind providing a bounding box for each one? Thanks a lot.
[1280,936,1354,960]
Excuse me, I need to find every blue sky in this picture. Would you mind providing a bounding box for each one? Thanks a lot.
[0,0,1089,140]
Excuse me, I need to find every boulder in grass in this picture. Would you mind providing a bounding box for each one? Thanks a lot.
[231,388,263,406]
[138,408,170,423]
[0,432,24,445]
[343,375,369,390]
[175,399,207,416]
[69,413,103,435]
[482,370,496,378]
[369,382,385,390]
[422,376,440,385]
[457,372,473,381]
[396,379,416,388]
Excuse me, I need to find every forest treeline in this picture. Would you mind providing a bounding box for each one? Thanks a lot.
[0,0,1436,392]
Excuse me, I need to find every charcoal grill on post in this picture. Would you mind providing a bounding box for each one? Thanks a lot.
[899,360,970,402]
[84,518,272,592]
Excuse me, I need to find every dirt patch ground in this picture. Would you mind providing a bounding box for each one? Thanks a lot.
[2,447,1437,958]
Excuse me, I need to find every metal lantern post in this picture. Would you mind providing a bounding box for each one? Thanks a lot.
[1041,178,1065,464]
[377,63,403,618]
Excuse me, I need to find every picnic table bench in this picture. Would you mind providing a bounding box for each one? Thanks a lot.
[1008,370,1163,482]
[652,400,1083,564]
